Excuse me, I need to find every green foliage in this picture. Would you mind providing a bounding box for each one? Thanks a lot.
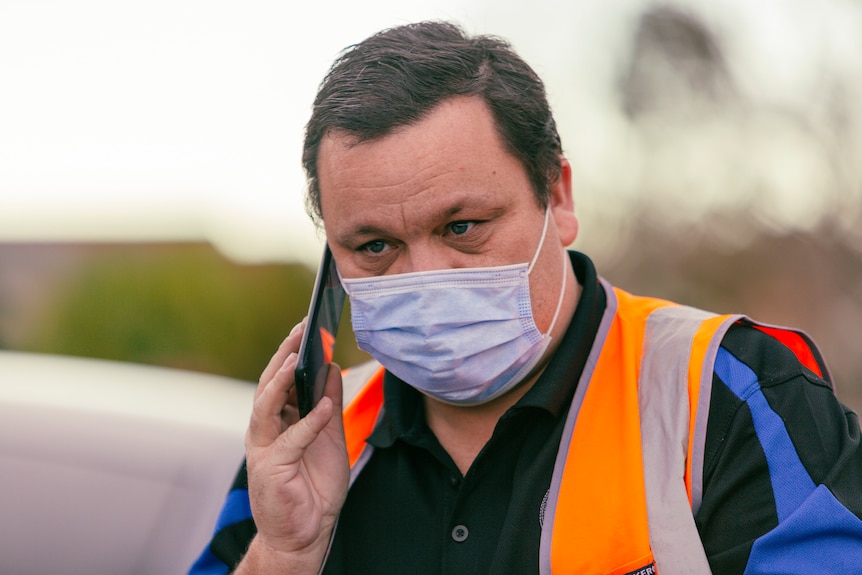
[24,244,368,382]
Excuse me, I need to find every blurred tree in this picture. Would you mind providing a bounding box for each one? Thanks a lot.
[604,4,862,413]
[620,4,734,119]
[22,244,368,382]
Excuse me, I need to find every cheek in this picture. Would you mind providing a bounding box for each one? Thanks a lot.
[326,245,357,278]
[529,250,566,332]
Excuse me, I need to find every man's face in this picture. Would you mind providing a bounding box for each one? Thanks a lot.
[316,96,577,334]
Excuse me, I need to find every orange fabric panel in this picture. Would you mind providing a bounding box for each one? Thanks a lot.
[551,289,671,574]
[342,366,385,467]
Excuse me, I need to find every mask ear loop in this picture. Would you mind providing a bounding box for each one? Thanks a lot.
[527,208,568,338]
[527,208,552,274]
[335,266,351,297]
[545,251,567,337]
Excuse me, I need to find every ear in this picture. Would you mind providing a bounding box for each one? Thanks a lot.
[548,156,579,246]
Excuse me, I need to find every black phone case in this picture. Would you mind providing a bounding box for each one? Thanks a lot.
[295,246,346,417]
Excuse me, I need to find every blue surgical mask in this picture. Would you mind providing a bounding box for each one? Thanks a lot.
[339,210,567,406]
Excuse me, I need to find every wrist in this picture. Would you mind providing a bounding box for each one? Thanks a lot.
[235,534,330,575]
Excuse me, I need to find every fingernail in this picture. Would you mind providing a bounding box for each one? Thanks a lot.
[313,396,331,413]
[280,352,297,371]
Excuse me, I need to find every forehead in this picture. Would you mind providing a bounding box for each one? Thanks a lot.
[316,97,532,238]
[319,98,501,187]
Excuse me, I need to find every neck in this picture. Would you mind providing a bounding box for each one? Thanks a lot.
[423,381,534,475]
[425,264,582,475]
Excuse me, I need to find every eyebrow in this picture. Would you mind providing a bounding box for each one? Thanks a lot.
[335,199,504,246]
[340,224,391,242]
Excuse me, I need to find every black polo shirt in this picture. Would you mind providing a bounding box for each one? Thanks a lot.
[196,251,862,574]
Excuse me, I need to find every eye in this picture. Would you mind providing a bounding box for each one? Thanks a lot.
[360,239,389,254]
[447,221,475,235]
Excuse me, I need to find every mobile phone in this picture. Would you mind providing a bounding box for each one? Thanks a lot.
[295,245,346,417]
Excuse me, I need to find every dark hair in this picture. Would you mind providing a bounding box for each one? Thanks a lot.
[302,21,563,224]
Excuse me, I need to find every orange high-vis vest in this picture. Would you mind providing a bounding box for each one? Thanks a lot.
[337,280,822,574]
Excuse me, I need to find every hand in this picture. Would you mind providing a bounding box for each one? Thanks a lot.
[239,319,350,573]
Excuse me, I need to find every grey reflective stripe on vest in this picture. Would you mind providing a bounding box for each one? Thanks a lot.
[348,438,376,488]
[539,279,620,575]
[639,306,738,574]
[342,359,383,405]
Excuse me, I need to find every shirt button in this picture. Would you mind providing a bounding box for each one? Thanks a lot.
[448,474,462,488]
[451,524,469,542]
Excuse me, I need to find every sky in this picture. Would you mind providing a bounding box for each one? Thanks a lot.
[1,0,860,267]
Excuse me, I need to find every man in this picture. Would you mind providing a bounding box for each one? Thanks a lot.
[191,21,862,575]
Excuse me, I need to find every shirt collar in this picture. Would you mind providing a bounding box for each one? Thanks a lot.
[368,250,607,448]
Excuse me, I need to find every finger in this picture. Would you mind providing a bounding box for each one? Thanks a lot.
[322,362,344,412]
[248,351,300,447]
[313,365,347,453]
[276,395,336,458]
[260,318,305,385]
[257,318,307,399]
[285,375,298,408]
[264,366,344,461]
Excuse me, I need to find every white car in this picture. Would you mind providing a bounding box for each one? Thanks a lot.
[0,350,255,575]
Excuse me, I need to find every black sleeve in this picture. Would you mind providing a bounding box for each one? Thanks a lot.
[187,460,257,574]
[695,323,862,574]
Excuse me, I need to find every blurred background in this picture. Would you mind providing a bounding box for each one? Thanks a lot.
[2,0,861,410]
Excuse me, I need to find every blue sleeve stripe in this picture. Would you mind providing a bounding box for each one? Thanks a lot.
[714,348,816,522]
[187,548,230,575]
[742,484,862,574]
[214,487,253,532]
[187,488,253,574]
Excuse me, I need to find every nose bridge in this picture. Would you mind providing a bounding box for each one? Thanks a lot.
[401,241,455,274]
